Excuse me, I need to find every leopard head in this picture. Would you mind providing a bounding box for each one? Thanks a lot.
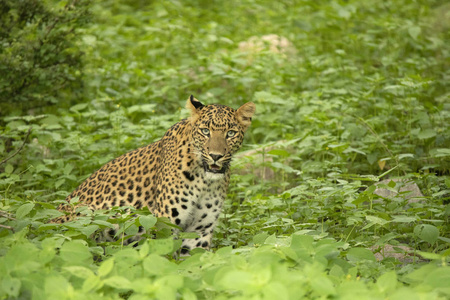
[186,95,255,175]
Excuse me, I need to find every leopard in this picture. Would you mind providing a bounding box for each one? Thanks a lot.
[55,95,255,254]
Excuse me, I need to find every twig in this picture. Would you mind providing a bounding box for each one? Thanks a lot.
[0,127,32,166]
[354,115,395,159]
[0,211,16,220]
[0,224,15,232]
[349,114,404,174]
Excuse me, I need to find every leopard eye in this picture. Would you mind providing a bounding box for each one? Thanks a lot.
[227,130,237,138]
[201,128,210,136]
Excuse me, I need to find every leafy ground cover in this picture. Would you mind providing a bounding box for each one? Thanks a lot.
[1,0,449,299]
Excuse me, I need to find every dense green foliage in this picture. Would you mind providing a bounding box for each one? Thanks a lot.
[1,0,449,299]
[0,0,90,110]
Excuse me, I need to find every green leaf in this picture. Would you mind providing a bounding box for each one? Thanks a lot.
[431,148,450,158]
[70,103,88,112]
[148,238,174,255]
[406,264,437,282]
[92,220,115,228]
[398,153,414,160]
[389,287,420,300]
[417,251,443,260]
[414,224,439,244]
[5,164,13,174]
[215,270,252,290]
[143,254,177,276]
[69,196,80,205]
[365,215,389,226]
[103,276,131,289]
[60,241,92,264]
[423,267,450,293]
[366,185,376,194]
[376,271,397,293]
[44,275,72,297]
[387,180,397,188]
[291,234,314,252]
[82,275,103,293]
[1,277,21,298]
[55,178,65,189]
[267,149,290,157]
[64,266,95,278]
[80,225,99,237]
[113,248,140,266]
[417,129,436,139]
[140,241,150,258]
[154,274,183,299]
[367,153,378,165]
[311,275,336,296]
[391,216,417,223]
[264,233,277,245]
[16,203,35,219]
[343,147,366,155]
[253,232,269,245]
[439,236,450,243]
[346,248,376,262]
[139,215,157,230]
[38,238,57,264]
[408,26,421,40]
[98,259,114,277]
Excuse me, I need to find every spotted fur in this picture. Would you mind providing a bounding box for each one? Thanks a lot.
[55,96,255,253]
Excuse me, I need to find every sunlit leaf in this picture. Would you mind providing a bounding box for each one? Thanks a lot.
[98,259,114,277]
[376,271,397,293]
[60,241,92,264]
[103,276,131,289]
[139,215,157,231]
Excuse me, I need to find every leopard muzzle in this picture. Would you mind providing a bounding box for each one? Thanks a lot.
[203,154,229,174]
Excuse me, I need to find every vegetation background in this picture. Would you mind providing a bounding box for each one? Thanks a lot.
[0,0,449,299]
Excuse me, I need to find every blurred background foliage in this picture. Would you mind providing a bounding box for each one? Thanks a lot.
[2,0,449,183]
[0,0,90,113]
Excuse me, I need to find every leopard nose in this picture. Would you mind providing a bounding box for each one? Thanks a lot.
[209,154,224,162]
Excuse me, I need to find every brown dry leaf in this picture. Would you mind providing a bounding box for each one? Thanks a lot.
[378,160,386,170]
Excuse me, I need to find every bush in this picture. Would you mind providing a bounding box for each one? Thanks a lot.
[0,0,91,114]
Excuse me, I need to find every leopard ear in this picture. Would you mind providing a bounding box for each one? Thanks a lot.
[186,95,204,123]
[236,102,255,132]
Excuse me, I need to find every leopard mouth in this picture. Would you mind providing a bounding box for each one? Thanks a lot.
[202,161,227,174]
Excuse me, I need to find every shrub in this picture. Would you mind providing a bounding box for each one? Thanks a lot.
[0,0,91,114]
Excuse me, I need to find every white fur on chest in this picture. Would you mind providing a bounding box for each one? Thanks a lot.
[178,174,227,231]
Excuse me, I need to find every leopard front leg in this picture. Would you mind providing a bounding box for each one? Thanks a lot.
[180,228,214,256]
[179,199,223,255]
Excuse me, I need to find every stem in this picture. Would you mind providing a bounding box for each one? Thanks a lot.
[0,211,16,220]
[0,127,32,166]
[0,224,14,232]
[345,225,356,243]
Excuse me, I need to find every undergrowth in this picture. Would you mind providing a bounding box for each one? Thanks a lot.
[1,0,449,299]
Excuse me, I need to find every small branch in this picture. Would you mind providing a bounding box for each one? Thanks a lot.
[0,224,15,232]
[350,114,401,162]
[0,127,32,166]
[354,115,395,159]
[0,211,16,220]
